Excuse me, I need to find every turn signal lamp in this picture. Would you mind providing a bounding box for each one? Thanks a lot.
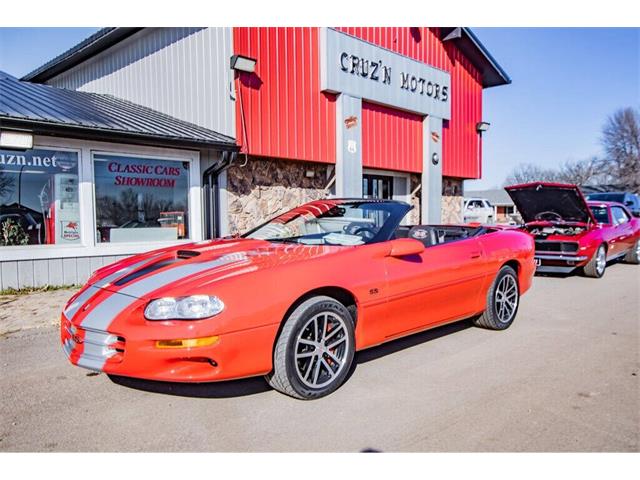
[155,336,220,349]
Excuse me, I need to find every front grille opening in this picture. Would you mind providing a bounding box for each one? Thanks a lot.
[535,241,579,253]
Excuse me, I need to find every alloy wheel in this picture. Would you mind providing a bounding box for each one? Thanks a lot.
[495,274,518,324]
[596,247,606,275]
[294,311,350,389]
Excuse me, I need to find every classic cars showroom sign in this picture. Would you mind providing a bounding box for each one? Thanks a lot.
[320,28,451,119]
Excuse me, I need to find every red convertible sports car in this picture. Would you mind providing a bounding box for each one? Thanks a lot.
[506,182,640,278]
[61,199,535,399]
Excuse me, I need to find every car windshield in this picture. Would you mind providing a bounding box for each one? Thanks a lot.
[586,193,624,203]
[589,205,609,224]
[243,200,410,246]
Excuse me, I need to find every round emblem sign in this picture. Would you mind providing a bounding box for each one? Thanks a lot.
[431,152,440,165]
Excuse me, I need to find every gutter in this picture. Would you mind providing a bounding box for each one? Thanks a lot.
[0,117,239,152]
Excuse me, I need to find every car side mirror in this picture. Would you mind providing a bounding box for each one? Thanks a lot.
[388,238,425,257]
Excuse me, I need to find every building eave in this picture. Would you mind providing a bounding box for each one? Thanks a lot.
[441,27,512,88]
[0,117,239,151]
[21,28,143,83]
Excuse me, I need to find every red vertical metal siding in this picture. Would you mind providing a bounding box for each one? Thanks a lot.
[233,27,336,163]
[234,28,484,178]
[441,45,483,179]
[335,27,450,70]
[361,102,423,173]
[337,27,483,178]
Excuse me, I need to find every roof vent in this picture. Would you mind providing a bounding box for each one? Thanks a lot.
[177,250,200,259]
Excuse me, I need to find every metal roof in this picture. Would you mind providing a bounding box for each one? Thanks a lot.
[0,72,236,149]
[465,189,514,206]
[22,28,143,83]
[441,27,511,88]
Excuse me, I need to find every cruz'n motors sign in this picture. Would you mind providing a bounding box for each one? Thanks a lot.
[320,28,451,119]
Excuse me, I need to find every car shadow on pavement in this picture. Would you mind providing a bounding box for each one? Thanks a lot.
[534,258,623,279]
[108,318,474,399]
[341,318,474,385]
[354,319,474,365]
[108,374,271,399]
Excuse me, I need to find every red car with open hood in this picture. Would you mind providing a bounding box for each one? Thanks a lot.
[61,199,535,399]
[505,182,640,278]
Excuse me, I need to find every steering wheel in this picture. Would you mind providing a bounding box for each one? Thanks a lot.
[534,211,563,222]
[353,227,377,241]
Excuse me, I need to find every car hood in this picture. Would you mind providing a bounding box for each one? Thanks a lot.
[87,238,344,299]
[505,182,596,225]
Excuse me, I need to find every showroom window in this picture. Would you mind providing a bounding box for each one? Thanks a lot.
[93,153,190,243]
[0,148,80,246]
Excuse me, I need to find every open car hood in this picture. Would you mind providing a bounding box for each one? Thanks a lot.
[505,182,596,225]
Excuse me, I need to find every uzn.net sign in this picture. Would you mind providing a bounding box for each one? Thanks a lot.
[321,28,451,119]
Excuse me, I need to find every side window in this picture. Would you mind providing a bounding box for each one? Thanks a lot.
[611,207,630,225]
[484,200,492,208]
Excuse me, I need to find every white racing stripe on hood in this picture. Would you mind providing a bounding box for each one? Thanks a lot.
[64,255,160,320]
[80,252,249,331]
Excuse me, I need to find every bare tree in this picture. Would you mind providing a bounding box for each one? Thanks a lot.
[557,157,603,186]
[601,107,640,192]
[503,163,559,186]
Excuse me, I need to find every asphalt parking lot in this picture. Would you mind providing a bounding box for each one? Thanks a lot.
[1,262,638,452]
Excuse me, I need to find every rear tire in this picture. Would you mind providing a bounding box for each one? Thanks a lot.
[623,239,640,264]
[266,296,355,400]
[473,265,520,330]
[583,244,607,278]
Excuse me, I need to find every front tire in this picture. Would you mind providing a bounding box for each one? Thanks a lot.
[583,244,607,278]
[623,239,640,264]
[266,296,355,400]
[473,265,520,330]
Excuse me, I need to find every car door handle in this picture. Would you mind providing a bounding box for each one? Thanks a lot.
[470,251,482,259]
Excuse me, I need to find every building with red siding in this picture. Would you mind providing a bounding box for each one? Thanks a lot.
[230,27,509,230]
[1,27,509,288]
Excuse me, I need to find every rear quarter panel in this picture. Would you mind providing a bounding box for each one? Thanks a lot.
[477,229,535,299]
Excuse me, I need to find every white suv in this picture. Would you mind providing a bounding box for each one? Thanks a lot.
[463,198,495,224]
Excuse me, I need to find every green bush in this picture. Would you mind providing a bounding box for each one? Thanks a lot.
[1,218,29,246]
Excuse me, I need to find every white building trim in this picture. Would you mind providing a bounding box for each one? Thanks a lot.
[0,135,202,262]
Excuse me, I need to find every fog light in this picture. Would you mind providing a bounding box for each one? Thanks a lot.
[155,336,220,349]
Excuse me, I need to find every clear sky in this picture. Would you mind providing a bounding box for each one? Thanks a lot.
[0,27,638,189]
[470,27,639,189]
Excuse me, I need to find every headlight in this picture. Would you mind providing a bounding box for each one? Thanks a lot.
[144,295,224,320]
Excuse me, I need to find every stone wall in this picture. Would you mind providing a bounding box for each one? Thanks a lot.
[225,158,457,231]
[441,177,463,224]
[226,156,331,234]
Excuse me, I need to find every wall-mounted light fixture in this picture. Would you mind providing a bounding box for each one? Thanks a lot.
[476,121,490,134]
[230,55,257,73]
[0,130,33,150]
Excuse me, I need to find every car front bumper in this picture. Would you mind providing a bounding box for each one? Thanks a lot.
[534,253,589,273]
[61,314,279,383]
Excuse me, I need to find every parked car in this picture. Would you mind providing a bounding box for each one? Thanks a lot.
[463,197,494,224]
[61,199,535,399]
[505,182,640,278]
[585,192,640,217]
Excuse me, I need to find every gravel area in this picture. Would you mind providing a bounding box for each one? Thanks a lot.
[0,288,80,337]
